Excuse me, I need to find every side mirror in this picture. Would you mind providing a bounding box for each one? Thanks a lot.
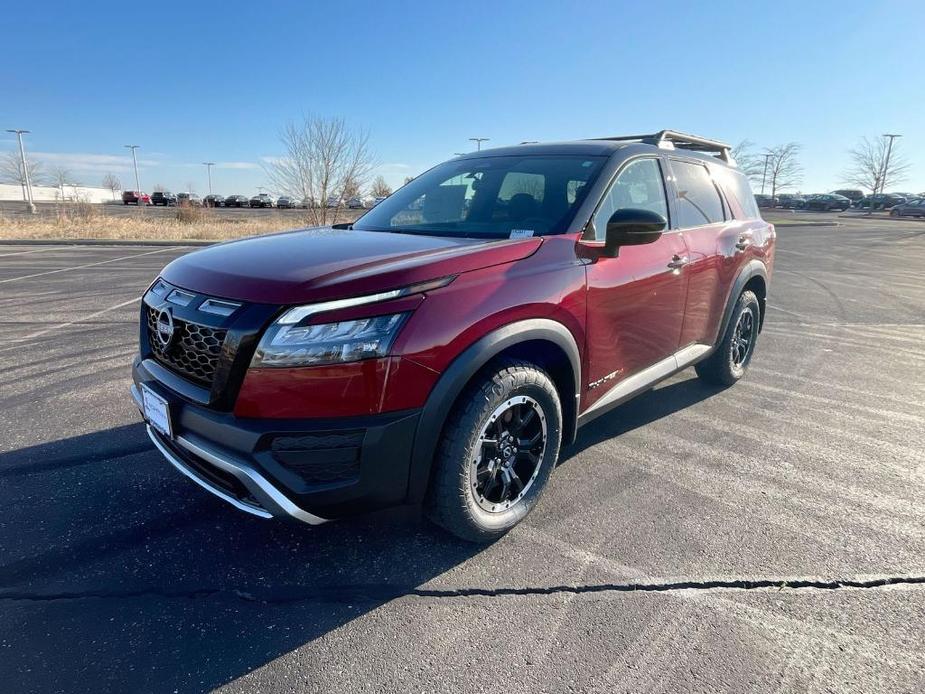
[603,208,667,257]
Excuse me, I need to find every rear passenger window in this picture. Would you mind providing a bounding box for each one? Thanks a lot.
[671,160,725,227]
[592,158,669,240]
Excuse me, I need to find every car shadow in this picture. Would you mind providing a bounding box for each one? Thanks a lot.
[0,423,482,693]
[0,376,723,693]
[560,374,726,464]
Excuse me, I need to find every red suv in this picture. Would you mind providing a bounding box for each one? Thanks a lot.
[133,130,774,542]
[122,190,151,205]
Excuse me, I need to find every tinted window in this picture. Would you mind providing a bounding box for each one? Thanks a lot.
[671,160,726,227]
[591,158,668,241]
[353,155,606,238]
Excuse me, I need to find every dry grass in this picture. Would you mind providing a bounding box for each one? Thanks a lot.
[0,205,324,241]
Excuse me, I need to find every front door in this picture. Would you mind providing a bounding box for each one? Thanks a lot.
[582,157,689,411]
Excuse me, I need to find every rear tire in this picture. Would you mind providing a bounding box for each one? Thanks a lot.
[426,359,562,543]
[695,290,761,386]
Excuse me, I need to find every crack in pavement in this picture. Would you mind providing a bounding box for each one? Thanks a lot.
[2,575,923,605]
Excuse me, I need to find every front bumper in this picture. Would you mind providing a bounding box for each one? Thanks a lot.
[132,359,421,523]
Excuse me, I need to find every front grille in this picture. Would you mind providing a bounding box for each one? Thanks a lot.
[146,307,227,386]
[270,430,365,485]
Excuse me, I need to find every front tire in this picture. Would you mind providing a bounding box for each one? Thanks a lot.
[695,290,761,386]
[426,359,562,543]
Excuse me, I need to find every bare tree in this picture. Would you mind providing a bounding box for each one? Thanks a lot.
[342,176,361,200]
[403,175,415,186]
[370,175,392,197]
[102,173,121,200]
[49,166,77,201]
[264,115,374,226]
[841,136,910,195]
[731,140,765,183]
[763,143,802,198]
[0,150,47,199]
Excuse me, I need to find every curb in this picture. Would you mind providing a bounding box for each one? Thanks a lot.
[766,221,839,228]
[0,238,213,247]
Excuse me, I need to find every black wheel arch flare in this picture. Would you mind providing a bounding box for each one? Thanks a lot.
[406,319,581,503]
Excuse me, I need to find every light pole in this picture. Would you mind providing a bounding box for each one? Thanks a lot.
[760,153,772,196]
[878,133,901,196]
[124,145,142,210]
[6,129,36,214]
[468,137,489,151]
[202,162,215,195]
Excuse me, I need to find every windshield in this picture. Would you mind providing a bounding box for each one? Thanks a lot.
[353,154,607,238]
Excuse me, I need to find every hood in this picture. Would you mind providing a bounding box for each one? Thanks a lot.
[160,227,543,304]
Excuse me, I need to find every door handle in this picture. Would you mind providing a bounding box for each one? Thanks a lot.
[667,255,689,270]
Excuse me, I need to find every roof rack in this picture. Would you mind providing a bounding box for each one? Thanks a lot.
[592,130,735,165]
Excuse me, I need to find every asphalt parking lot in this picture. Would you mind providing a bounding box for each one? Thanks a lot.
[1,215,923,693]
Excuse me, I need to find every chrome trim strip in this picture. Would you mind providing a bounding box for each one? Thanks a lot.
[174,433,329,526]
[276,288,406,325]
[275,276,455,325]
[136,384,329,526]
[582,343,712,419]
[166,288,195,306]
[146,425,273,519]
[199,298,242,316]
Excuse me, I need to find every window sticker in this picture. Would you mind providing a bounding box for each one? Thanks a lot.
[509,229,535,239]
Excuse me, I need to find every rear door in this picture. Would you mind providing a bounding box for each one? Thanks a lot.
[582,156,689,409]
[667,158,743,348]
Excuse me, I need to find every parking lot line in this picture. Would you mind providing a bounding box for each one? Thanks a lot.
[0,247,69,258]
[6,296,141,344]
[0,247,181,285]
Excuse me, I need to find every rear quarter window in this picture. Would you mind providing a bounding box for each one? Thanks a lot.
[716,168,761,220]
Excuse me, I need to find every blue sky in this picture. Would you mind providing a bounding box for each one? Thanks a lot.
[2,0,923,195]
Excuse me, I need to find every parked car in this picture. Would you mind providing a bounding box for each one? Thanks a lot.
[804,193,851,211]
[832,189,864,203]
[347,196,371,209]
[224,194,249,208]
[249,194,275,208]
[203,194,225,208]
[754,194,776,208]
[857,193,907,210]
[276,196,299,209]
[325,196,342,208]
[121,190,151,206]
[300,197,317,209]
[889,198,925,218]
[776,194,805,209]
[177,193,202,207]
[133,129,774,542]
[151,191,178,207]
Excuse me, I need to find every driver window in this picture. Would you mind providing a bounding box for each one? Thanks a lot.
[592,158,668,240]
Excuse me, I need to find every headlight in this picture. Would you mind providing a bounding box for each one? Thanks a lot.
[251,312,409,368]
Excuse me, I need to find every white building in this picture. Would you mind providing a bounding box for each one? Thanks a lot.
[0,183,119,204]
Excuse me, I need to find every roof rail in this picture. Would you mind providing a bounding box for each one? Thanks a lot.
[592,130,735,165]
